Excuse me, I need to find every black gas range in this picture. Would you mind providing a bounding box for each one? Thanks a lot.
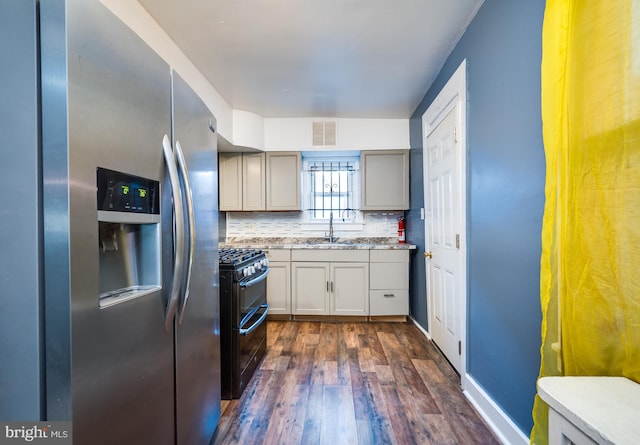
[219,248,270,399]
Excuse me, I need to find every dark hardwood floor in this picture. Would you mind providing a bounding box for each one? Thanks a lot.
[212,320,499,445]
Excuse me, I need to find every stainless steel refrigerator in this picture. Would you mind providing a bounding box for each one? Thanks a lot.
[0,1,221,444]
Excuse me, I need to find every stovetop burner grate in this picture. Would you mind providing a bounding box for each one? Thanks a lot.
[219,248,265,266]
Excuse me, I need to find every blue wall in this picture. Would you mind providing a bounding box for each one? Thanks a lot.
[408,0,546,434]
[0,0,44,420]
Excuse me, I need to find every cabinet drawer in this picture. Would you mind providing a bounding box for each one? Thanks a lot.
[291,249,369,262]
[265,249,291,262]
[370,290,409,316]
[370,249,409,263]
[370,262,408,289]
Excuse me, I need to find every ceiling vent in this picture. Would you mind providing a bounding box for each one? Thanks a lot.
[312,121,337,147]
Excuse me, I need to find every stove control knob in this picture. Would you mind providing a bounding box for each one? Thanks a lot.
[261,258,269,267]
[255,262,262,270]
[243,267,249,277]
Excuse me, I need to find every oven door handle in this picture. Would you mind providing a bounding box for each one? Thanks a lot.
[239,304,270,336]
[239,268,269,289]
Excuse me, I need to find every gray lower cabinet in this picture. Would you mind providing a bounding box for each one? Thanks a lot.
[263,248,410,317]
[265,249,291,315]
[291,249,369,316]
[369,250,409,316]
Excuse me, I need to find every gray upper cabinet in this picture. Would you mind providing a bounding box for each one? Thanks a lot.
[218,152,265,210]
[361,150,410,210]
[219,151,300,211]
[266,152,301,211]
[219,153,243,211]
[242,152,266,211]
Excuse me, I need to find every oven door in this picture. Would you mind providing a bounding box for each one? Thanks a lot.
[236,269,269,385]
[238,268,269,323]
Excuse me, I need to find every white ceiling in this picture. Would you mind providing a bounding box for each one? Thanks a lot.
[138,0,483,119]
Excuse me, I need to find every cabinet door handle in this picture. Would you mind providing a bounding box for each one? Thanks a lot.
[327,281,329,292]
[384,293,395,298]
[331,281,334,292]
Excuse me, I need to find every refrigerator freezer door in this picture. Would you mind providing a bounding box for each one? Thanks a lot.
[171,71,221,445]
[41,0,175,443]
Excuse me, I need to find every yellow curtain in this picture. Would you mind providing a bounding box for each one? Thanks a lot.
[532,1,640,444]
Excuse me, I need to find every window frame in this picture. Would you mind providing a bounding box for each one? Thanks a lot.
[300,152,364,231]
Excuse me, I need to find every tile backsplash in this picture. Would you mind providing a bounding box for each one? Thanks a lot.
[223,211,404,241]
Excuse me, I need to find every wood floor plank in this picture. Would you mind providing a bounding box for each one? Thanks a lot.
[294,344,315,385]
[395,385,450,444]
[300,384,324,445]
[429,382,500,445]
[360,371,397,444]
[357,346,376,373]
[412,358,447,385]
[239,366,289,445]
[318,323,338,361]
[381,385,417,444]
[378,331,411,387]
[261,367,301,445]
[364,324,389,366]
[342,322,360,349]
[321,385,358,444]
[282,383,311,444]
[322,360,338,386]
[212,321,499,445]
[224,369,273,445]
[337,325,352,386]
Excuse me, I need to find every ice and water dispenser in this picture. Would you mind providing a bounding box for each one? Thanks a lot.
[97,167,162,307]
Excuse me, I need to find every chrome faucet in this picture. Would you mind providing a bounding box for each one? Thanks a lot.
[325,212,336,242]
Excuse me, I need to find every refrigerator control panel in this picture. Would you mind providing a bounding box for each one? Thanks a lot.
[97,167,160,214]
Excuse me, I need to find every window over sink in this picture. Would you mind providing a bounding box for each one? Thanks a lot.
[301,152,362,227]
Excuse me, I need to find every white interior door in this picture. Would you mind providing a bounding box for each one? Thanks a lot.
[422,60,467,377]
[424,104,462,373]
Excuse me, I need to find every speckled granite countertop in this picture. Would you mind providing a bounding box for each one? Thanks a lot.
[220,237,417,250]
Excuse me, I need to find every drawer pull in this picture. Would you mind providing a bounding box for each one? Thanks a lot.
[383,293,395,298]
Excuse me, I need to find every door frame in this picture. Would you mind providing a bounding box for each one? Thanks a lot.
[422,59,468,384]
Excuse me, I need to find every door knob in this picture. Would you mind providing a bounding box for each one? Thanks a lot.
[424,251,433,258]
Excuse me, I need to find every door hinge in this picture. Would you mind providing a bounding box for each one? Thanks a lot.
[456,234,460,249]
[453,127,458,143]
[458,341,462,355]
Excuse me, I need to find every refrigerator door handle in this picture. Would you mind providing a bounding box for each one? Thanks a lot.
[175,140,195,325]
[162,134,185,331]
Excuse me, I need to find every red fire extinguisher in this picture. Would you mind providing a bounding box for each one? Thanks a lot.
[398,216,406,244]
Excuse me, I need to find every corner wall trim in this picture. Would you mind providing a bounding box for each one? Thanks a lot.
[463,375,530,445]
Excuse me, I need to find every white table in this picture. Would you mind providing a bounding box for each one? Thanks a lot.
[537,376,640,445]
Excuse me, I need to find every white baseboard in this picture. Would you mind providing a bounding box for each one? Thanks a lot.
[408,315,432,340]
[463,375,530,445]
